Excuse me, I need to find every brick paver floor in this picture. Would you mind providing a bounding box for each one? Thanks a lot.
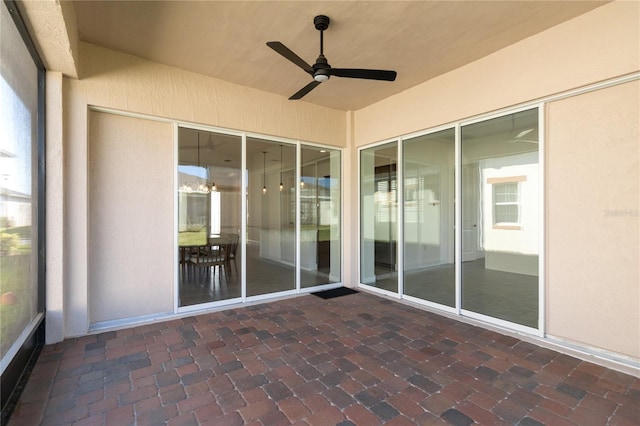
[8,291,640,425]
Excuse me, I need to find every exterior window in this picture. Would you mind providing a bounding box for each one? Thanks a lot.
[493,182,519,225]
[488,175,527,229]
[210,191,221,235]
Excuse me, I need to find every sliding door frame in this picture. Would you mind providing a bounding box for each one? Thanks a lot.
[175,126,344,313]
[398,123,459,315]
[457,104,545,336]
[174,124,245,314]
[357,138,400,298]
[358,104,545,337]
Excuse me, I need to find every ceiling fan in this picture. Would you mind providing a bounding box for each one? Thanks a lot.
[267,15,397,100]
[508,128,539,144]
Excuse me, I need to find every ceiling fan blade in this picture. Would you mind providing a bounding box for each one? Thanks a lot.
[330,68,397,81]
[267,41,314,75]
[289,81,321,100]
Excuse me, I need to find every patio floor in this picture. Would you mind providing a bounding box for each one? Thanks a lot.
[8,291,640,425]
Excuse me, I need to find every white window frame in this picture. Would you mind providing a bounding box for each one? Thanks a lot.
[489,176,527,230]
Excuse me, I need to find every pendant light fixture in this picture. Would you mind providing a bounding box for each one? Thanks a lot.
[180,130,217,193]
[262,151,267,194]
[197,131,205,192]
[279,145,284,192]
[207,133,217,191]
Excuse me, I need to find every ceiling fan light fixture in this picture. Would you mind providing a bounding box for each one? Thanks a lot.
[314,74,329,82]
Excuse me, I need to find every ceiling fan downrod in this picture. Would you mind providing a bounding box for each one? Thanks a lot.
[314,15,329,54]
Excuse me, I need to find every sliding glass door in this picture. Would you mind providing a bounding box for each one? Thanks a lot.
[461,109,540,327]
[178,130,342,308]
[245,138,296,297]
[300,146,341,288]
[178,128,241,306]
[360,142,398,293]
[403,129,455,307]
[359,108,541,330]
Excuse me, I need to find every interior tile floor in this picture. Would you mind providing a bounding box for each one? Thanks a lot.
[9,291,639,425]
[368,259,539,328]
[180,243,338,307]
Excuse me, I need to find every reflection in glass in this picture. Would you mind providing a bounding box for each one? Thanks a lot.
[0,2,40,361]
[403,129,455,306]
[360,142,398,292]
[246,138,296,297]
[178,128,241,306]
[300,146,341,288]
[461,109,539,328]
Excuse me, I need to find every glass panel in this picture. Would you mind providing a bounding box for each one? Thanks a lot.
[403,129,455,306]
[461,109,539,328]
[360,142,398,292]
[300,146,341,288]
[0,2,40,361]
[246,138,296,296]
[493,183,520,224]
[178,129,241,306]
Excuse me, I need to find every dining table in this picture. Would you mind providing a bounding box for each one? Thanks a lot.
[178,233,235,267]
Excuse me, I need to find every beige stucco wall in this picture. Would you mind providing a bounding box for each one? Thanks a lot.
[76,42,347,146]
[45,72,65,342]
[88,111,174,324]
[547,81,639,359]
[350,1,639,361]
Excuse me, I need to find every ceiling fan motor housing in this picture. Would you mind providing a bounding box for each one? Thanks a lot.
[314,15,330,31]
[313,55,330,81]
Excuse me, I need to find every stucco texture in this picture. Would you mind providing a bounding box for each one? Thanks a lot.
[88,111,175,323]
[546,81,639,359]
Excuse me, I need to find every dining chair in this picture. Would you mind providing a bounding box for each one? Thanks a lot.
[225,234,239,276]
[190,242,228,282]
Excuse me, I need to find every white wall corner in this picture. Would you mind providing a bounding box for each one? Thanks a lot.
[343,110,358,287]
[45,71,65,344]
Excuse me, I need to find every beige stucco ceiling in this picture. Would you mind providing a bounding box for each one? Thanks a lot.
[26,1,609,111]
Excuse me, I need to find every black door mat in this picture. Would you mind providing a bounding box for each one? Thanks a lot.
[311,287,359,299]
